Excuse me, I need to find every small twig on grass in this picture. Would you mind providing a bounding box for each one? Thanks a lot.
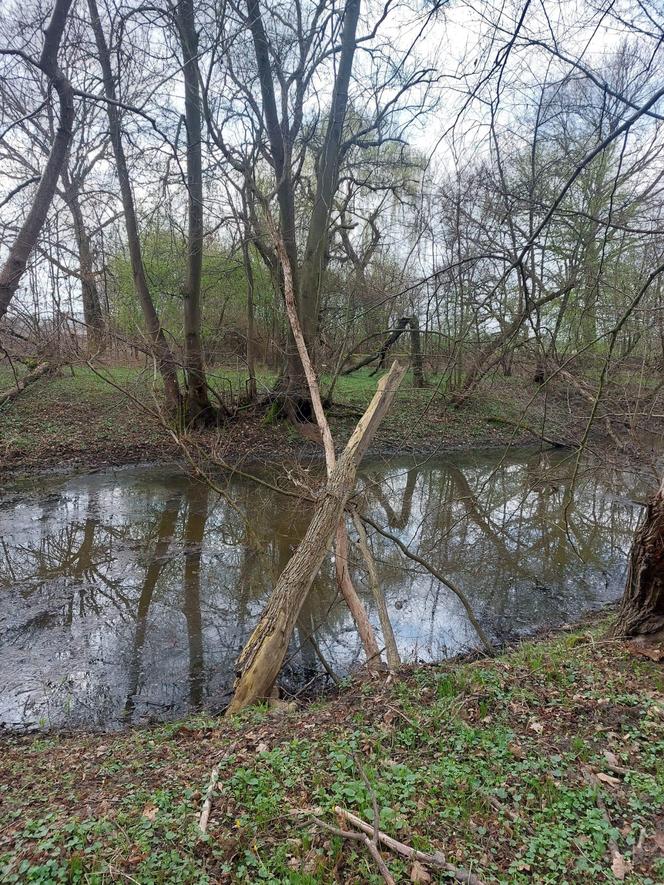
[198,763,221,833]
[308,814,396,884]
[198,746,239,834]
[333,806,486,885]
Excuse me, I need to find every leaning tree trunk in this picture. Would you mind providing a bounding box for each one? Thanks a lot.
[0,0,75,319]
[613,478,664,638]
[226,360,407,714]
[61,175,105,349]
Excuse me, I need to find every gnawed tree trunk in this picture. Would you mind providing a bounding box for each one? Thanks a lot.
[87,0,181,415]
[276,229,383,666]
[0,0,75,319]
[226,360,407,714]
[613,478,664,639]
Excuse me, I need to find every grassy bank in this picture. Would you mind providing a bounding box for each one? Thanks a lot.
[0,363,570,474]
[1,621,663,883]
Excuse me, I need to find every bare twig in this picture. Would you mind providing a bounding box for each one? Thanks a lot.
[333,806,485,885]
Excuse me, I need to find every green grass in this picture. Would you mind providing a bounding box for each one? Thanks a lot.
[0,361,547,473]
[1,623,663,883]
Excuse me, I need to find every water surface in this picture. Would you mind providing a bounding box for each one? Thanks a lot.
[0,448,651,729]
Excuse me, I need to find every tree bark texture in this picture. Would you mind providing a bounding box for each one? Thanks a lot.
[176,0,217,425]
[0,0,75,319]
[226,360,407,714]
[87,0,181,413]
[614,479,664,638]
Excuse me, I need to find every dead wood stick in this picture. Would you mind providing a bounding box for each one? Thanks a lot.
[0,361,54,406]
[334,806,486,885]
[309,815,395,884]
[198,745,239,833]
[198,763,221,833]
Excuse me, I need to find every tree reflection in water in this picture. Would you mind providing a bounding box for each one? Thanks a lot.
[0,449,649,728]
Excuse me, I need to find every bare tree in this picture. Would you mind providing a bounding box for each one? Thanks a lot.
[0,0,75,319]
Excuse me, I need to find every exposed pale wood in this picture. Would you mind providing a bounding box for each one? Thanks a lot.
[198,764,221,833]
[225,361,407,714]
[335,521,383,668]
[276,228,382,665]
[334,807,485,885]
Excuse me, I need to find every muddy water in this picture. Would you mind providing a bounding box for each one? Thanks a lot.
[0,448,652,729]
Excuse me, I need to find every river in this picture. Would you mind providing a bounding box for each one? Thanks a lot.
[0,447,652,729]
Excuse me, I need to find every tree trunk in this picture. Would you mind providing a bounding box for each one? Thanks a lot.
[246,0,361,398]
[87,0,181,415]
[0,362,55,406]
[613,479,664,638]
[226,360,407,714]
[61,173,105,350]
[176,0,217,426]
[298,0,361,361]
[241,196,257,400]
[409,315,426,387]
[0,0,75,319]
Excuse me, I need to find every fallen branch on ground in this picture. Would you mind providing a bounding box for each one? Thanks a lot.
[307,813,395,884]
[198,763,220,834]
[332,806,485,885]
[0,361,55,407]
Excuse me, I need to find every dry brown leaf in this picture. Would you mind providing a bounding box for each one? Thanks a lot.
[611,851,629,880]
[653,830,664,852]
[410,860,432,883]
[603,750,621,768]
[142,803,158,821]
[508,741,525,759]
[624,641,664,662]
[528,719,544,734]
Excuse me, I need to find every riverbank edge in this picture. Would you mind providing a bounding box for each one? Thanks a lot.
[0,363,596,478]
[2,612,663,883]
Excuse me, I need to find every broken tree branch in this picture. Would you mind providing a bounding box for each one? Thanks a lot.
[334,807,485,885]
[351,511,401,669]
[225,360,407,714]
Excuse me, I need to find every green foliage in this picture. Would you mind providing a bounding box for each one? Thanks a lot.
[108,227,276,347]
[2,626,663,883]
